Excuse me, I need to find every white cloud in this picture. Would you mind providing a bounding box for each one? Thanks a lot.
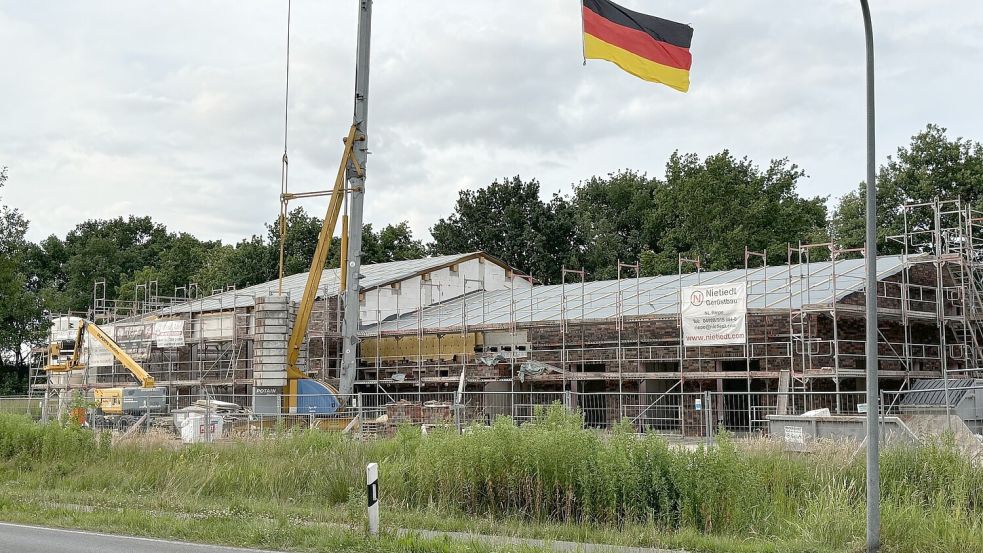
[1,0,981,245]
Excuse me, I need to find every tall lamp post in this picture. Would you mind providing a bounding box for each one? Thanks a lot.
[860,1,879,552]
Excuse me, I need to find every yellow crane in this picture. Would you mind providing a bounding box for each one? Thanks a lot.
[275,0,372,413]
[46,319,155,388]
[45,319,165,426]
[279,123,363,413]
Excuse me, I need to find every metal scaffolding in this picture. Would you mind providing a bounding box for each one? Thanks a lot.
[28,200,983,432]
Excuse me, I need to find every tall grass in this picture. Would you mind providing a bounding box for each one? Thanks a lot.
[0,413,106,468]
[2,408,982,552]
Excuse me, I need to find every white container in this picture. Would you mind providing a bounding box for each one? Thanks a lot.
[178,412,224,443]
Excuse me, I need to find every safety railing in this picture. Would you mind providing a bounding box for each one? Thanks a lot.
[3,389,877,440]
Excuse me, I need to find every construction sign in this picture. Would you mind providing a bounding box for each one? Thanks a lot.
[680,283,747,346]
[153,320,186,348]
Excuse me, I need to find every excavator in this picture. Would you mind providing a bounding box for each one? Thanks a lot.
[44,319,167,429]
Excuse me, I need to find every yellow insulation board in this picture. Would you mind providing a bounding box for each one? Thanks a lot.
[361,333,483,363]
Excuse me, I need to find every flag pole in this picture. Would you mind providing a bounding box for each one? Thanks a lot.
[579,0,586,65]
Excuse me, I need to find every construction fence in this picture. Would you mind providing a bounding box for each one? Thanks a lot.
[2,389,877,439]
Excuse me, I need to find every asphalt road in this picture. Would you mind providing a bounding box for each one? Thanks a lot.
[0,522,284,553]
[0,521,687,553]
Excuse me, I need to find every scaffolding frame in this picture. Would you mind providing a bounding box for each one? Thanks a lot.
[28,200,983,431]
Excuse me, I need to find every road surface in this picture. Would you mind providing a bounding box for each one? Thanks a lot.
[0,521,687,553]
[0,522,284,553]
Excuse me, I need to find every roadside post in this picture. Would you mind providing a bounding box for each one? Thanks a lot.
[366,462,379,535]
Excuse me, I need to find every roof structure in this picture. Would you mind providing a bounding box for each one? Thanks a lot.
[156,252,507,316]
[363,254,917,334]
[899,379,978,408]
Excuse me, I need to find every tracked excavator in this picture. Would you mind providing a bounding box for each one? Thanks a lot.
[44,319,168,429]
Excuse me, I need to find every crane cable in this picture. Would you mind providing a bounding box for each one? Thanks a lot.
[277,0,292,293]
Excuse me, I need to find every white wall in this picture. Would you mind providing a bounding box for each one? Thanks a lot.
[359,257,531,323]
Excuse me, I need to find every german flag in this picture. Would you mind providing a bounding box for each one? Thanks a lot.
[582,0,693,92]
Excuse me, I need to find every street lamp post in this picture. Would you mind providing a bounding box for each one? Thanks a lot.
[859,1,879,552]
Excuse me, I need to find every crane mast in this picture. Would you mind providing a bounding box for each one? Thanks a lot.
[281,0,372,406]
[339,0,373,397]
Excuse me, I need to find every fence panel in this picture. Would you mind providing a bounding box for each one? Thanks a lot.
[2,388,877,439]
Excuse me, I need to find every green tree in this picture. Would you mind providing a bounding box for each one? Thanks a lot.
[563,157,827,278]
[0,256,46,365]
[268,207,321,277]
[0,362,27,395]
[268,207,429,279]
[218,235,275,290]
[652,151,828,273]
[117,233,217,301]
[0,167,47,366]
[429,176,579,283]
[116,266,166,305]
[569,170,660,279]
[53,216,173,309]
[363,222,426,263]
[191,244,237,294]
[23,235,72,313]
[832,124,983,251]
[0,167,28,256]
[157,233,215,291]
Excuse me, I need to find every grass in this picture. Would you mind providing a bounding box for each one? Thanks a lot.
[1,408,982,552]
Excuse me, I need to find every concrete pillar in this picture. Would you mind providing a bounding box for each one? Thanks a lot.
[253,295,289,414]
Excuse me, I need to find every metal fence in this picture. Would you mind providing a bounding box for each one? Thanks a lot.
[0,396,51,419]
[2,389,874,440]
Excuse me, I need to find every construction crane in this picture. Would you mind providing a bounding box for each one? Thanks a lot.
[279,123,363,413]
[277,0,372,413]
[45,319,166,428]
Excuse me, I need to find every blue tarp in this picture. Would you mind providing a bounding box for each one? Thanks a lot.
[295,379,340,414]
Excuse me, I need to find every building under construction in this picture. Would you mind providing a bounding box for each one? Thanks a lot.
[29,199,983,432]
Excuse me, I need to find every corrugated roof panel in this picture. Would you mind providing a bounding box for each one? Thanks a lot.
[363,254,914,334]
[899,379,975,408]
[155,253,491,316]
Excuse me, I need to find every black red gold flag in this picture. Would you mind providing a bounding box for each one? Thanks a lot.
[582,0,694,92]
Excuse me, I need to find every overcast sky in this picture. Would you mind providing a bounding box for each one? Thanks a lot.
[2,1,982,245]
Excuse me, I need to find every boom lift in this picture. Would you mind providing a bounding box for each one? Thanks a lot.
[45,319,167,428]
[279,124,363,414]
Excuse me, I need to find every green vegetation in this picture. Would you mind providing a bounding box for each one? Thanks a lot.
[428,153,828,283]
[2,409,982,552]
[2,124,981,370]
[832,123,983,251]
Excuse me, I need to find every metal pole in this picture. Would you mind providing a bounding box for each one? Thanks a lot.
[704,390,712,447]
[340,0,373,397]
[879,389,885,446]
[357,391,364,439]
[860,1,879,551]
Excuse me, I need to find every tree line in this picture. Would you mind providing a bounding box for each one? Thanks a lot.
[2,124,982,379]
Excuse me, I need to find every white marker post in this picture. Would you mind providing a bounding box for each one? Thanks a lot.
[366,462,379,535]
